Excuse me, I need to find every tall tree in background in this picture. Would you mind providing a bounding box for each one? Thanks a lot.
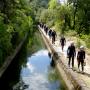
[68,0,90,34]
[0,0,33,65]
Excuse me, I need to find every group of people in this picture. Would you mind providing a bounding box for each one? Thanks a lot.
[39,22,86,73]
[67,43,85,72]
[60,37,86,72]
[39,23,57,44]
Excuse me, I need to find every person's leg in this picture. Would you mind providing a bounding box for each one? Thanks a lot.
[49,34,51,38]
[72,56,74,68]
[54,36,55,44]
[68,56,71,67]
[78,60,80,70]
[52,37,54,44]
[62,45,63,51]
[61,45,64,51]
[81,60,84,72]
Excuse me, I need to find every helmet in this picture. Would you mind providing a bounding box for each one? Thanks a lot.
[71,42,74,46]
[80,46,84,49]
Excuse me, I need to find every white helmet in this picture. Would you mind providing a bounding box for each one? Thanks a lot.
[71,42,74,46]
[80,46,84,49]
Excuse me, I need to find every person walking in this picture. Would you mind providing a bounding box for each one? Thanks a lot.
[51,30,57,44]
[77,46,85,72]
[60,35,66,51]
[44,26,48,35]
[67,42,76,69]
[48,29,52,39]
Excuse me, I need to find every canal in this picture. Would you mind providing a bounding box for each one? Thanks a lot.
[0,31,67,90]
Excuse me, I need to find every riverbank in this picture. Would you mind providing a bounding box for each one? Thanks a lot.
[0,33,28,78]
[38,26,90,90]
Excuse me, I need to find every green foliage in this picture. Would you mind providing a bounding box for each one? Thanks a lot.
[27,31,45,55]
[48,69,59,82]
[0,15,12,62]
[48,0,58,9]
[0,0,34,66]
[39,9,55,25]
[80,34,90,48]
[68,0,90,34]
[65,30,77,36]
[30,0,49,22]
[76,39,82,48]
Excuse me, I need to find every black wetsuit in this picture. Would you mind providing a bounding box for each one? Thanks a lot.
[60,37,66,46]
[51,31,56,44]
[40,23,44,28]
[67,45,76,67]
[48,29,52,39]
[77,50,85,71]
[44,26,48,35]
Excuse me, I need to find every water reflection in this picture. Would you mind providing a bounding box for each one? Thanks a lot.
[0,31,67,90]
[13,49,66,90]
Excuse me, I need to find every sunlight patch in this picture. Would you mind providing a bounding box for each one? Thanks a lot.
[26,62,35,73]
[35,50,48,56]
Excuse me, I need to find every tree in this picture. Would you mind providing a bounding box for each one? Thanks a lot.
[68,0,90,34]
[0,0,34,66]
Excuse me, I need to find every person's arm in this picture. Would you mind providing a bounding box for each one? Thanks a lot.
[64,38,66,44]
[77,51,79,59]
[55,32,57,37]
[67,46,70,56]
[83,51,85,59]
[74,46,76,57]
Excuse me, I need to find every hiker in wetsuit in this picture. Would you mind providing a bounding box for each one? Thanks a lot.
[39,22,43,28]
[77,46,85,72]
[51,30,57,44]
[48,29,52,39]
[44,25,48,35]
[60,35,66,51]
[45,26,48,35]
[67,42,76,68]
[43,24,46,29]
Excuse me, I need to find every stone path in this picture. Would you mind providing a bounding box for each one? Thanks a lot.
[40,27,90,89]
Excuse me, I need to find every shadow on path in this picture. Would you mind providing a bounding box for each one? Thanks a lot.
[74,69,90,78]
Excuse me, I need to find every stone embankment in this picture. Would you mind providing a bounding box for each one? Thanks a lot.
[0,33,28,78]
